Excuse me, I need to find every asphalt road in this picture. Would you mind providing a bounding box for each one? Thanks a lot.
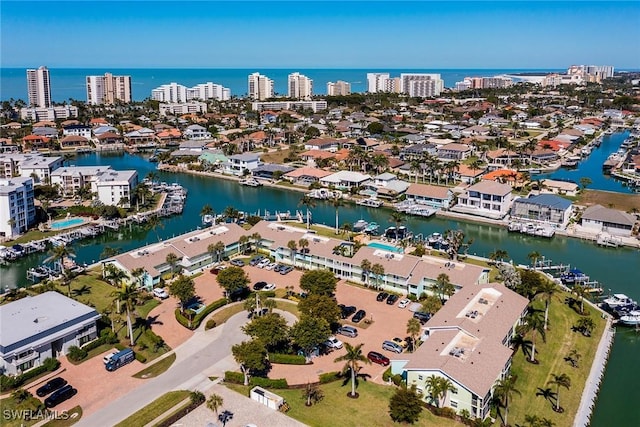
[77,309,295,427]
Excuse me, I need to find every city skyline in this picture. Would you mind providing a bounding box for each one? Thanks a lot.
[1,1,639,69]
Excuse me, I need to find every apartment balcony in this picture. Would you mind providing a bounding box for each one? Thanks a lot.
[12,351,38,366]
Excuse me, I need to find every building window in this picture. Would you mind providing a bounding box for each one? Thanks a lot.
[19,359,35,371]
[451,400,458,408]
[418,375,423,380]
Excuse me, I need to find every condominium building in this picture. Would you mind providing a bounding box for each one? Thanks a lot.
[456,76,513,90]
[250,100,328,113]
[151,82,230,103]
[86,73,132,105]
[288,72,313,99]
[248,72,274,100]
[326,80,351,96]
[0,177,36,238]
[159,102,208,117]
[0,153,63,183]
[400,73,444,97]
[50,166,138,207]
[26,66,52,108]
[20,105,79,122]
[567,64,614,80]
[367,73,391,93]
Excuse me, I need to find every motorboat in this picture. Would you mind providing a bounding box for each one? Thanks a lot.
[619,311,640,326]
[353,219,368,232]
[239,178,262,187]
[202,214,214,225]
[356,198,383,208]
[602,293,636,309]
[560,268,588,285]
[364,222,379,235]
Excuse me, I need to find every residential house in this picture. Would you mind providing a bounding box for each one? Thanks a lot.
[224,153,261,176]
[198,151,228,169]
[59,135,91,150]
[96,131,124,147]
[183,124,212,140]
[437,143,472,161]
[299,150,336,167]
[124,127,157,146]
[0,292,101,375]
[320,171,371,190]
[50,166,112,197]
[251,164,295,180]
[453,181,513,219]
[455,164,486,184]
[303,138,341,152]
[22,134,51,151]
[95,170,138,208]
[62,124,92,139]
[405,183,453,209]
[540,179,579,197]
[363,173,410,200]
[581,205,636,237]
[283,167,333,186]
[178,140,209,152]
[510,194,573,228]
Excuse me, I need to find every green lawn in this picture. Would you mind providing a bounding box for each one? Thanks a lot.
[274,300,300,317]
[507,292,606,426]
[206,303,246,329]
[133,353,176,379]
[226,380,463,427]
[113,390,191,427]
[0,394,42,427]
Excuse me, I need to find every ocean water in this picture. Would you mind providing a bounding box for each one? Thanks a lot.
[0,68,560,103]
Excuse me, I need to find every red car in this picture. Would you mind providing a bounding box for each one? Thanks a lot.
[367,351,390,366]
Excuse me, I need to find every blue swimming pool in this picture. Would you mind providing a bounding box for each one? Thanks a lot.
[50,217,86,230]
[367,241,403,253]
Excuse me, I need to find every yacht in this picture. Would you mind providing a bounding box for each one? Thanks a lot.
[602,293,636,309]
[356,198,383,208]
[619,311,640,326]
[239,178,262,187]
[353,219,369,232]
[560,268,588,285]
[202,214,214,225]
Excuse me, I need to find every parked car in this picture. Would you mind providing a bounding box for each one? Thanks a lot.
[386,294,399,305]
[382,340,403,354]
[44,384,77,408]
[265,262,278,271]
[230,259,245,267]
[376,292,389,302]
[257,259,271,269]
[352,309,366,323]
[413,311,431,324]
[36,377,67,397]
[337,325,358,338]
[152,288,169,299]
[253,281,267,291]
[209,264,227,274]
[392,337,408,349]
[279,266,294,275]
[367,351,390,366]
[340,305,357,319]
[249,256,265,266]
[324,336,344,349]
[398,298,411,309]
[273,264,284,272]
[262,283,276,291]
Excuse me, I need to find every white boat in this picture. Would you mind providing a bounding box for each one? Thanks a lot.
[356,198,383,208]
[619,310,640,326]
[239,178,262,187]
[202,214,214,225]
[603,293,636,309]
[307,189,341,199]
[353,219,368,232]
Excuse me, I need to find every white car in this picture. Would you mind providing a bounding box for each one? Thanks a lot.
[153,288,169,299]
[257,259,271,269]
[262,283,277,291]
[324,336,344,349]
[398,298,411,309]
[265,262,278,271]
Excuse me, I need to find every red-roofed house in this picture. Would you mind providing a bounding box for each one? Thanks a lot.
[22,134,51,150]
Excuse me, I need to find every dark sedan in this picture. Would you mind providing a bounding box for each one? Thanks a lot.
[253,281,267,291]
[36,377,67,397]
[386,294,399,305]
[352,309,366,323]
[376,292,389,302]
[340,305,357,319]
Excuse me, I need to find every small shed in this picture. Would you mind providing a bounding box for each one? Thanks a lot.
[250,386,284,410]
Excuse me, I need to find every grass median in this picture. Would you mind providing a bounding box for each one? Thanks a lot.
[133,353,177,379]
[113,390,190,427]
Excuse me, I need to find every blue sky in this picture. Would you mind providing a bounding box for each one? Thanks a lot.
[2,1,639,69]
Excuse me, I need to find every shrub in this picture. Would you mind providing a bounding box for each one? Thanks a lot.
[250,377,288,389]
[134,353,147,363]
[42,358,60,372]
[176,298,228,330]
[67,346,88,362]
[382,367,392,382]
[433,406,458,419]
[391,374,404,386]
[190,390,205,404]
[205,319,217,330]
[256,291,276,298]
[269,353,307,365]
[224,371,245,384]
[0,374,17,390]
[319,371,342,384]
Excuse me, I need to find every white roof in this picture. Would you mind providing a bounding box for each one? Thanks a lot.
[321,170,371,184]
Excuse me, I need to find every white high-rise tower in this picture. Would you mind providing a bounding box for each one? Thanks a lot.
[248,72,274,100]
[26,66,52,108]
[288,72,313,99]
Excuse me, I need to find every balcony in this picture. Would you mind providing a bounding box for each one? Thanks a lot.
[12,351,38,366]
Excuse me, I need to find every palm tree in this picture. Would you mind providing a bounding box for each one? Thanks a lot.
[434,273,455,303]
[287,240,298,266]
[200,204,214,225]
[208,241,226,264]
[360,259,372,285]
[494,375,521,427]
[223,205,239,223]
[370,263,385,290]
[206,393,224,416]
[7,218,16,237]
[250,232,262,252]
[510,331,534,360]
[436,377,457,409]
[535,387,558,409]
[329,194,344,234]
[389,211,405,242]
[573,284,589,314]
[165,252,180,274]
[147,215,164,242]
[548,373,571,412]
[536,280,556,330]
[564,348,582,368]
[238,235,249,255]
[523,309,546,363]
[298,238,309,259]
[45,244,76,296]
[406,318,421,353]
[490,249,509,264]
[298,195,316,229]
[112,282,141,346]
[131,267,145,288]
[527,251,541,268]
[425,375,443,407]
[146,171,158,184]
[334,343,371,398]
[263,298,276,313]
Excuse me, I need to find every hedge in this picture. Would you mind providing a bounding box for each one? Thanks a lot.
[0,358,60,391]
[81,330,119,352]
[382,367,392,382]
[319,371,342,384]
[223,371,288,389]
[175,298,228,330]
[135,353,147,363]
[224,371,245,384]
[269,353,307,365]
[254,290,276,298]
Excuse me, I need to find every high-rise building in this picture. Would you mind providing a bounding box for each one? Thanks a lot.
[367,73,391,93]
[327,80,351,96]
[248,72,274,100]
[151,81,230,103]
[287,72,313,99]
[26,66,52,108]
[400,73,444,97]
[86,73,132,105]
[0,177,36,238]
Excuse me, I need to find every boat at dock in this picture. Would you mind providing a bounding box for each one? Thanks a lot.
[307,188,342,200]
[353,219,369,232]
[364,222,380,235]
[356,198,383,208]
[239,178,262,187]
[560,268,589,285]
[602,293,637,309]
[619,311,640,326]
[394,201,436,217]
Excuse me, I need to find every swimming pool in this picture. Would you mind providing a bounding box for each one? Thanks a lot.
[50,217,86,230]
[367,241,403,253]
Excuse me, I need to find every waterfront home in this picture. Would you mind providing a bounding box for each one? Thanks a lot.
[95,131,124,147]
[251,164,295,180]
[437,143,472,161]
[224,153,261,176]
[62,124,92,139]
[95,169,138,208]
[510,194,573,228]
[156,128,182,145]
[320,170,371,190]
[32,127,59,139]
[399,143,437,160]
[452,181,513,219]
[299,150,336,167]
[540,179,579,197]
[303,138,341,152]
[363,173,410,200]
[183,124,212,140]
[92,125,118,136]
[0,153,63,183]
[198,151,229,169]
[405,183,454,209]
[22,134,52,151]
[59,135,91,150]
[51,166,112,197]
[0,139,19,154]
[392,283,528,420]
[0,177,36,237]
[105,223,247,289]
[282,167,333,186]
[580,204,637,237]
[0,292,101,375]
[178,140,210,152]
[124,127,157,146]
[455,164,486,184]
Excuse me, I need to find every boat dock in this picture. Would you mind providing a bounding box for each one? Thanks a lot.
[508,221,556,238]
[394,201,437,217]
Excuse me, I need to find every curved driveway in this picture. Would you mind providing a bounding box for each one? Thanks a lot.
[77,309,295,427]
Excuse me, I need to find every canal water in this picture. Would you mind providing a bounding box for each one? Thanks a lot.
[1,135,638,426]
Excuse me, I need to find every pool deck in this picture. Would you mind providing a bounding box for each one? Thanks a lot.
[50,217,89,231]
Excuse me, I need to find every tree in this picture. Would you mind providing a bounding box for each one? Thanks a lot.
[112,282,141,346]
[535,387,558,410]
[169,274,195,312]
[329,194,344,234]
[299,269,337,295]
[574,316,595,337]
[208,241,226,264]
[433,273,455,303]
[548,373,571,412]
[579,177,592,190]
[564,348,582,368]
[436,377,457,409]
[290,316,331,358]
[165,252,181,274]
[360,259,372,285]
[389,384,423,424]
[45,243,76,296]
[238,235,250,255]
[334,342,370,398]
[298,294,341,326]
[527,251,541,268]
[217,266,250,296]
[489,249,509,265]
[522,309,546,363]
[425,375,443,407]
[298,195,316,229]
[287,240,298,266]
[242,312,289,351]
[231,339,268,385]
[420,294,442,314]
[536,280,556,330]
[201,204,214,225]
[406,318,422,353]
[302,381,324,406]
[207,393,224,416]
[573,285,589,315]
[494,375,521,427]
[147,215,165,242]
[370,263,385,290]
[511,330,534,360]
